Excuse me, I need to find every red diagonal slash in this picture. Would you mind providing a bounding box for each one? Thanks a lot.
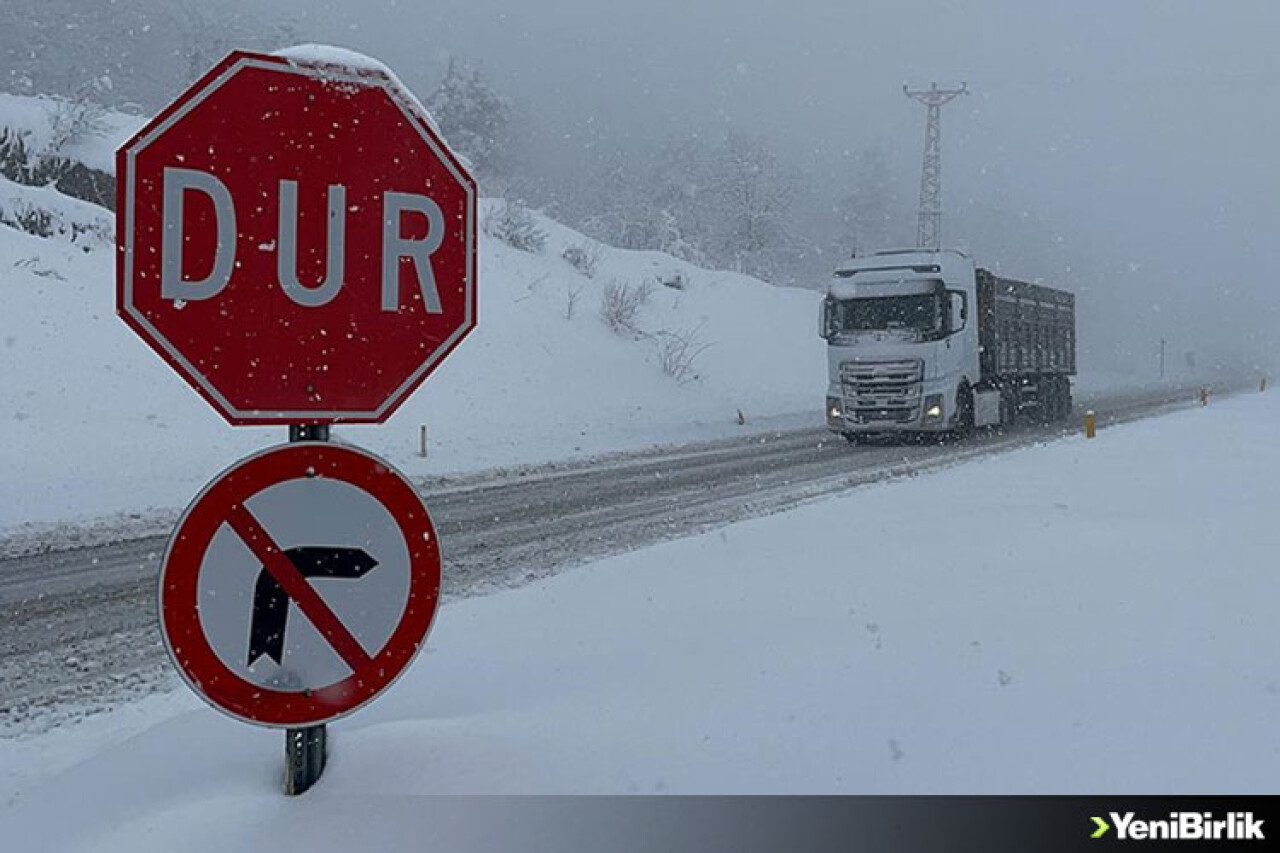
[226,504,373,673]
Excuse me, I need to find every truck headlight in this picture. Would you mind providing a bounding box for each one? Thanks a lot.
[827,396,843,424]
[923,394,944,423]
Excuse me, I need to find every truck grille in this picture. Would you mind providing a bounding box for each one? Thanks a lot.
[839,359,924,424]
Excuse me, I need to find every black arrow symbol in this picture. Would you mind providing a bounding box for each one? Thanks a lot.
[247,546,379,667]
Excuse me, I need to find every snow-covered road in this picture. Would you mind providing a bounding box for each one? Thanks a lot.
[0,383,1207,733]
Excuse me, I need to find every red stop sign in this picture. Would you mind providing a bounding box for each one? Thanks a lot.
[117,50,477,425]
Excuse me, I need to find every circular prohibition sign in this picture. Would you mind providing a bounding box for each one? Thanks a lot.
[160,441,441,728]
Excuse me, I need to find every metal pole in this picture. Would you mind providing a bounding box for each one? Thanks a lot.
[289,423,330,443]
[1159,338,1166,380]
[284,421,329,795]
[285,724,327,795]
[904,82,968,250]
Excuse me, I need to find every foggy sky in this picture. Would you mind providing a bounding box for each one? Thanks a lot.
[257,1,1280,372]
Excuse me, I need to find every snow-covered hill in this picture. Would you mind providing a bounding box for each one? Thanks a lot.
[0,102,826,535]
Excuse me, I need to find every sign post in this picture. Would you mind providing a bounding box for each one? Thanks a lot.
[285,422,330,794]
[118,48,476,794]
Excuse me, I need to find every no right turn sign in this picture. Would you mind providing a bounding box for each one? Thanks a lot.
[159,442,441,727]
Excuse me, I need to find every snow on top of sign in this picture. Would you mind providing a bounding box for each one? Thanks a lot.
[275,43,396,78]
[273,44,451,151]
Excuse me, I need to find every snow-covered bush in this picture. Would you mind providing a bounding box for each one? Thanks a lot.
[0,182,113,245]
[483,199,547,253]
[599,279,652,334]
[0,123,115,210]
[652,322,711,383]
[45,94,109,156]
[0,128,62,186]
[0,202,105,245]
[0,129,30,183]
[561,241,601,277]
[3,204,53,239]
[658,270,687,290]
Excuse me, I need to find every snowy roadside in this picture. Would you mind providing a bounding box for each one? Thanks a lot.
[0,408,822,562]
[0,198,824,542]
[0,376,1229,561]
[2,388,1275,844]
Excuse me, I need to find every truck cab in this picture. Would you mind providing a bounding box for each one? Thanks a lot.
[820,249,983,438]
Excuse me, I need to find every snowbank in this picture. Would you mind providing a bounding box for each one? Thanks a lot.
[1,383,1274,846]
[0,175,113,245]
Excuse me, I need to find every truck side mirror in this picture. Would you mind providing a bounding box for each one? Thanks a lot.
[819,298,832,340]
[948,291,967,333]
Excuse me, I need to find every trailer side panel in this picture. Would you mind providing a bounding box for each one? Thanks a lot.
[976,268,1075,383]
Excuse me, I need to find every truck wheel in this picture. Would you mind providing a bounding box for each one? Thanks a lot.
[1041,378,1057,422]
[954,386,975,439]
[1044,376,1064,422]
[999,386,1016,429]
[843,432,865,445]
[1036,377,1056,424]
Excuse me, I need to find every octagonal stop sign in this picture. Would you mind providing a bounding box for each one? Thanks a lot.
[117,50,477,424]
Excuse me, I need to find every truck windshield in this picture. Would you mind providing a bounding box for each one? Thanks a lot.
[830,294,942,334]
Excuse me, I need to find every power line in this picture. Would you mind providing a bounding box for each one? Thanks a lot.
[904,81,967,250]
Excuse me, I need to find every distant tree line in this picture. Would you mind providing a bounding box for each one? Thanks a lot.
[422,56,911,286]
[0,2,909,287]
[0,0,299,111]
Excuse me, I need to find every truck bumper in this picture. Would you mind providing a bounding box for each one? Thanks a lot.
[826,380,953,435]
[826,406,951,435]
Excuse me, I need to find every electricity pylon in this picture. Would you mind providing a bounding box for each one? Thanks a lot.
[903,82,967,250]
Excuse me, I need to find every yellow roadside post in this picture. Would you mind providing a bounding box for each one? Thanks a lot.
[1200,388,1209,407]
[1084,410,1096,439]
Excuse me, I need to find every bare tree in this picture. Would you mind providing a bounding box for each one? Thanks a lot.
[561,241,602,277]
[652,322,712,383]
[0,0,298,109]
[483,200,548,253]
[599,279,652,335]
[425,58,517,192]
[45,83,110,155]
[702,131,802,281]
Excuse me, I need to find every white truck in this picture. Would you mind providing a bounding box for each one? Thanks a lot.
[819,249,1075,440]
